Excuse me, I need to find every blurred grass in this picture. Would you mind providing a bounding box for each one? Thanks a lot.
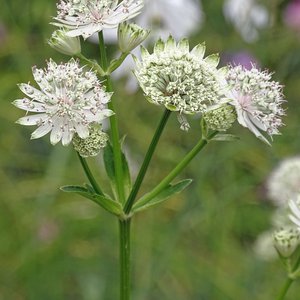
[1,0,300,299]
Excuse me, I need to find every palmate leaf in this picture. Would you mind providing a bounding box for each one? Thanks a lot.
[103,141,132,201]
[132,179,193,213]
[60,185,123,217]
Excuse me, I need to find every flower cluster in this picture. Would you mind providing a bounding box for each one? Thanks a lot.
[73,124,109,157]
[53,0,144,39]
[13,59,113,146]
[134,36,226,115]
[226,65,285,145]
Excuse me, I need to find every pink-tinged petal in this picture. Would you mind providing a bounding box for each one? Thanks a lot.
[31,122,52,139]
[66,24,102,39]
[290,200,300,219]
[13,99,46,112]
[249,114,268,131]
[290,215,300,228]
[16,113,48,126]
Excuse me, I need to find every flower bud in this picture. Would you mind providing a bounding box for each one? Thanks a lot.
[48,29,81,56]
[118,22,150,53]
[73,125,109,157]
[273,228,300,258]
[203,104,236,131]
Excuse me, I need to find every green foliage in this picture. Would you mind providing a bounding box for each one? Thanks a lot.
[2,0,300,299]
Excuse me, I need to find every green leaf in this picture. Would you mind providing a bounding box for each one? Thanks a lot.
[133,179,193,213]
[211,134,240,142]
[103,141,132,200]
[60,185,123,217]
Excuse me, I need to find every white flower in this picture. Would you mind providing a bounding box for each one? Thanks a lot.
[13,59,113,146]
[53,0,144,39]
[226,65,285,145]
[48,28,81,55]
[267,157,300,206]
[223,0,269,42]
[273,227,300,258]
[289,196,300,228]
[134,36,226,115]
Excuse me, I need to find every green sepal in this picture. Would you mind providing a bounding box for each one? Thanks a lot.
[211,134,240,142]
[60,185,123,217]
[103,141,132,201]
[132,179,193,213]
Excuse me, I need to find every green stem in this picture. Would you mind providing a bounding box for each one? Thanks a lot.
[276,278,293,300]
[98,31,125,203]
[124,109,171,214]
[107,52,129,74]
[134,132,218,209]
[76,53,105,76]
[77,152,104,195]
[119,219,131,300]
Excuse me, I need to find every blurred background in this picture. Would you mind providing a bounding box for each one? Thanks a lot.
[1,0,300,299]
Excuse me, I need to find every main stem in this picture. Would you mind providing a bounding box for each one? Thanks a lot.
[135,132,218,209]
[124,109,171,214]
[119,219,131,300]
[276,278,293,300]
[98,32,125,203]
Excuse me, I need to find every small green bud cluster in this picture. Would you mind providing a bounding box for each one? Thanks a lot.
[48,29,81,56]
[203,105,236,131]
[273,228,300,258]
[118,22,150,53]
[73,125,109,157]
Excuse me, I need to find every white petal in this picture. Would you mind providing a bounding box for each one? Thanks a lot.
[61,127,74,146]
[16,113,48,125]
[18,83,45,101]
[31,122,52,139]
[290,215,300,228]
[50,118,63,145]
[13,99,46,112]
[74,123,89,139]
[290,200,300,219]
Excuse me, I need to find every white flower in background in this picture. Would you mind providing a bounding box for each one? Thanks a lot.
[136,0,203,41]
[273,227,300,258]
[253,230,277,261]
[289,196,300,228]
[53,0,144,39]
[267,157,300,206]
[226,65,285,145]
[134,36,226,116]
[48,28,81,56]
[13,59,113,146]
[223,0,269,42]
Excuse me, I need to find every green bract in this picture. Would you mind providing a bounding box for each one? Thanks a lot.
[134,36,226,114]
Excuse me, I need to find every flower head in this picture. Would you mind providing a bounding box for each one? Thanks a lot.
[13,58,113,146]
[203,104,236,131]
[118,22,150,53]
[226,65,285,145]
[48,28,81,55]
[267,157,300,206]
[273,227,300,258]
[134,36,226,115]
[53,0,144,39]
[73,124,109,157]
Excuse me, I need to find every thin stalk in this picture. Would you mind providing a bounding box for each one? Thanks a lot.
[134,132,218,209]
[276,278,293,300]
[124,109,171,214]
[77,153,104,195]
[119,219,131,300]
[98,32,125,203]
